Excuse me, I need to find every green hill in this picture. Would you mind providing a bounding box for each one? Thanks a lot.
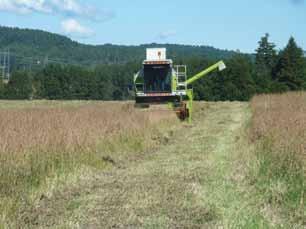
[0,26,236,69]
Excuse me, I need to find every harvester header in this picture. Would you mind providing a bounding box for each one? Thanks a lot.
[134,48,226,122]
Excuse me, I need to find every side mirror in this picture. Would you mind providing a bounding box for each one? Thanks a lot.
[127,84,134,91]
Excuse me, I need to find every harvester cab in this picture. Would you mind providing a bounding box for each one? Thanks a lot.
[134,48,226,122]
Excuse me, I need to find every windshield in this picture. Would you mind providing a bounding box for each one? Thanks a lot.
[143,64,171,93]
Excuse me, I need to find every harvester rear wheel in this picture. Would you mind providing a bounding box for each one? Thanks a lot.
[176,102,189,121]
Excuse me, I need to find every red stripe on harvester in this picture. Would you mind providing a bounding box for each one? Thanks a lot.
[144,93,171,96]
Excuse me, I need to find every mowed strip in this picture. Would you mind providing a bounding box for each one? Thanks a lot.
[21,102,266,228]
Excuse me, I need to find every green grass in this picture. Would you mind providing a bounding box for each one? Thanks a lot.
[1,124,179,228]
[250,93,306,228]
[250,138,305,227]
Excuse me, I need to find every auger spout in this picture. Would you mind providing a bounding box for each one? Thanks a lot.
[185,61,226,85]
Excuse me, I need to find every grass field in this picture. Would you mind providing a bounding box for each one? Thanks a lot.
[0,101,179,227]
[250,92,306,226]
[0,95,305,228]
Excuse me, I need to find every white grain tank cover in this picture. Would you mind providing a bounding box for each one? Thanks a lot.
[146,48,166,61]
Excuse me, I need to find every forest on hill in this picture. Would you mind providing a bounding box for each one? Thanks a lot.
[0,28,305,101]
[0,26,236,69]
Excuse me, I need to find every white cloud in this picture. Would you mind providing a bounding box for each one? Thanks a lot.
[61,18,93,38]
[0,0,51,14]
[52,0,81,13]
[158,30,177,40]
[52,0,91,18]
[0,0,115,21]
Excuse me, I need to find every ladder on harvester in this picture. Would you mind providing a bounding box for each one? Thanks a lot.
[175,65,187,94]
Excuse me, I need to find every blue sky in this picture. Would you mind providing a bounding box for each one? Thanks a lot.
[0,0,305,52]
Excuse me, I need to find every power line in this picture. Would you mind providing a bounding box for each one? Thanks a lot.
[0,49,101,77]
[10,52,89,67]
[7,48,10,80]
[0,50,10,80]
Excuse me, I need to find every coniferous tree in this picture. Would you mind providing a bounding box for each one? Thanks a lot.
[274,37,306,91]
[254,33,277,93]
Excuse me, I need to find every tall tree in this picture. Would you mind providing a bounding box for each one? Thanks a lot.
[6,71,33,99]
[274,37,306,91]
[254,33,277,93]
[39,64,64,99]
[193,54,256,101]
[0,78,5,98]
[221,54,256,101]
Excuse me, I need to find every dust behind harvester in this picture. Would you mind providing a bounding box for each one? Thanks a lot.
[134,48,226,122]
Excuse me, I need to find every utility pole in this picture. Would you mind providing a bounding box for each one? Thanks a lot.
[44,55,49,66]
[1,51,5,80]
[0,50,10,80]
[7,48,10,80]
[3,51,5,79]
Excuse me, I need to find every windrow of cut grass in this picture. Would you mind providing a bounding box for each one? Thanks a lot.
[0,101,178,226]
[250,92,306,226]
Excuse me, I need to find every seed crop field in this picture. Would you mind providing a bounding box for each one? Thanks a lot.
[0,95,305,228]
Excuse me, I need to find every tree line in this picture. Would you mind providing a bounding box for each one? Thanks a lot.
[0,34,305,101]
[192,34,306,101]
[0,26,235,69]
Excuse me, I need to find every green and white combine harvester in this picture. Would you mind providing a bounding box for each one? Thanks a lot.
[134,48,226,122]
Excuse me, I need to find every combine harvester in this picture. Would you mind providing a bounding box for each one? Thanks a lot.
[134,48,226,122]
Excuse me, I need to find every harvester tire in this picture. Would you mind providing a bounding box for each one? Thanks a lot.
[177,103,189,120]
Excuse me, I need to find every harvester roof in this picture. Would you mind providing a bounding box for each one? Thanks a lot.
[144,48,172,65]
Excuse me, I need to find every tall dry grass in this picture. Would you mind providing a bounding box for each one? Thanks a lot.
[0,102,177,224]
[0,102,173,153]
[251,92,306,167]
[250,92,305,225]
